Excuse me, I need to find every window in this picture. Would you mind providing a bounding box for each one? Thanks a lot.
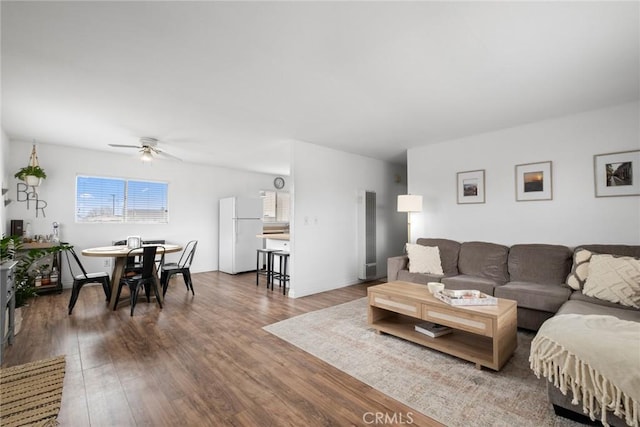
[76,176,168,223]
[262,191,290,222]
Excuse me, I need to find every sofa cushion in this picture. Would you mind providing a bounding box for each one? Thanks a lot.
[406,243,443,275]
[416,238,460,276]
[387,255,409,281]
[508,244,572,285]
[582,254,640,309]
[570,291,640,311]
[577,244,640,258]
[557,300,640,322]
[566,244,640,291]
[441,275,496,296]
[566,248,593,290]
[495,282,571,313]
[457,241,509,284]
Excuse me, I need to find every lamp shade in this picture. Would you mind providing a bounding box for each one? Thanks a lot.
[397,194,423,212]
[140,150,154,162]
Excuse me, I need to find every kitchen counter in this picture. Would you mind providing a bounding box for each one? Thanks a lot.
[256,233,290,241]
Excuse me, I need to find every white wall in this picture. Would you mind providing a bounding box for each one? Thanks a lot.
[6,140,282,286]
[290,141,407,298]
[0,128,10,236]
[408,102,640,247]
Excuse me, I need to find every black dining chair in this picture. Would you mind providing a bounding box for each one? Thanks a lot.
[114,246,163,316]
[113,239,142,274]
[160,240,198,296]
[116,239,166,277]
[65,246,111,315]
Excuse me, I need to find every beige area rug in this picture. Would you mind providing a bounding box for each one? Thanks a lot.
[264,298,583,427]
[0,356,66,427]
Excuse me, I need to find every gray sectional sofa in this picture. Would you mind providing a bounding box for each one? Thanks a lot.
[388,238,574,330]
[388,238,640,330]
[387,238,640,426]
[546,244,640,427]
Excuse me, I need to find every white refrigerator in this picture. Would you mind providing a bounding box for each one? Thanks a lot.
[219,197,263,274]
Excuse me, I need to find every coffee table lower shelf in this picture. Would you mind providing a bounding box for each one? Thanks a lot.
[371,313,495,369]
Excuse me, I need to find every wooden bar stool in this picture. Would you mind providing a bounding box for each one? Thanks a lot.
[256,249,277,287]
[271,251,290,295]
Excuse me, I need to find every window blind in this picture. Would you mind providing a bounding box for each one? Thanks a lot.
[76,176,168,223]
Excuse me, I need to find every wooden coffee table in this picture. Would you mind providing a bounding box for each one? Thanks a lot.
[368,281,517,371]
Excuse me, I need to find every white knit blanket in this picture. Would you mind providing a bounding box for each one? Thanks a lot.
[529,314,640,427]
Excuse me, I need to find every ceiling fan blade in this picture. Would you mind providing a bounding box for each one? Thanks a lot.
[109,137,181,161]
[155,149,183,161]
[108,144,140,149]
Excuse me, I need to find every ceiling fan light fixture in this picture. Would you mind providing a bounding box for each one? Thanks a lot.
[140,149,154,162]
[109,136,182,162]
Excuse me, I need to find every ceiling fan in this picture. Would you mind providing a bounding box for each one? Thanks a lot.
[108,137,182,162]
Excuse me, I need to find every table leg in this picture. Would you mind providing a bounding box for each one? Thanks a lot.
[109,257,125,310]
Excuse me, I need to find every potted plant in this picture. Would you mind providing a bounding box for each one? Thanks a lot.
[11,242,71,307]
[0,235,19,262]
[14,165,47,186]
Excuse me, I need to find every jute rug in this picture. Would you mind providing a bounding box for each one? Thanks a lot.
[264,298,583,427]
[0,356,66,427]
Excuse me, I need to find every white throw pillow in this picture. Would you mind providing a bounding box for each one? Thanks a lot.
[583,254,640,308]
[566,249,593,291]
[406,243,444,275]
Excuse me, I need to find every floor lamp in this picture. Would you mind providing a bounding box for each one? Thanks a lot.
[397,194,423,243]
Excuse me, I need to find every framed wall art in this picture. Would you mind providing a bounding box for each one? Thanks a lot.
[515,161,552,201]
[594,150,640,197]
[456,169,485,204]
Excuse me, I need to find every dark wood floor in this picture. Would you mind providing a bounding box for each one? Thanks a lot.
[3,272,442,427]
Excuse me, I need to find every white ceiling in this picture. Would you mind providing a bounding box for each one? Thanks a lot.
[2,1,638,176]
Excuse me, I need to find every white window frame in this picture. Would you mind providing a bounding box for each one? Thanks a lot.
[75,175,169,224]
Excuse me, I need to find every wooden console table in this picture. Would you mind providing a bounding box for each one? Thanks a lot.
[368,281,517,371]
[20,242,63,295]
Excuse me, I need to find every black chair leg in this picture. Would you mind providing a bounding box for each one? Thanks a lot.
[164,271,176,296]
[152,280,163,309]
[283,257,288,295]
[144,282,151,302]
[183,270,194,295]
[101,278,111,302]
[129,283,139,316]
[256,251,260,286]
[68,283,81,315]
[161,271,169,296]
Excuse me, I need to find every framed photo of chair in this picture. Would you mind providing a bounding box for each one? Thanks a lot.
[594,150,640,197]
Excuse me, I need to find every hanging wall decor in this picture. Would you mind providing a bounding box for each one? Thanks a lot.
[515,161,553,201]
[14,144,47,187]
[594,150,640,197]
[14,143,48,217]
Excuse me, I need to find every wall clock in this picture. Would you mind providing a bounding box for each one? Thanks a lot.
[273,177,285,190]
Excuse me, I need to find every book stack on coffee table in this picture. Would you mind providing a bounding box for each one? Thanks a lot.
[414,321,452,338]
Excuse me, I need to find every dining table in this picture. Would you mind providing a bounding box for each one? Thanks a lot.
[82,243,183,310]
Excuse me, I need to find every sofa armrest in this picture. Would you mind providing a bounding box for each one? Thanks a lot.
[387,255,409,281]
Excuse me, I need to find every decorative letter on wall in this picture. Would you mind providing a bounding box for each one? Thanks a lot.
[16,183,47,217]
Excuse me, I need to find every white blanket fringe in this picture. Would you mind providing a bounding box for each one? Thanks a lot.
[530,332,639,427]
